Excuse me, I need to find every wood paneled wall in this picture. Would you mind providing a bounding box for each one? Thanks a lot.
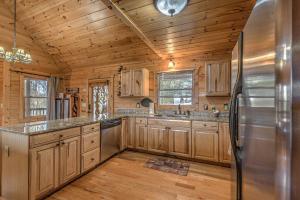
[0,0,63,125]
[65,55,230,116]
[0,0,60,74]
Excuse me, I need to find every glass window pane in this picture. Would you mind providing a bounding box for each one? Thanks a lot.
[24,78,48,117]
[158,71,193,105]
[25,97,48,117]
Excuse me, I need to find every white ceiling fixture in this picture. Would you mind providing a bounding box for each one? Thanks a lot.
[154,0,189,17]
[0,0,32,64]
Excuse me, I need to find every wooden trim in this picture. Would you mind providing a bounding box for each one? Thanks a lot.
[100,0,164,59]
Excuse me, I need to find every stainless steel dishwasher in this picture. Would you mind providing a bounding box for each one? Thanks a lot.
[100,118,121,163]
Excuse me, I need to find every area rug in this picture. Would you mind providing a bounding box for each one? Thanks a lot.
[144,157,190,176]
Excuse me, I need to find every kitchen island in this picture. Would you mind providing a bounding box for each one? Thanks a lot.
[0,114,230,200]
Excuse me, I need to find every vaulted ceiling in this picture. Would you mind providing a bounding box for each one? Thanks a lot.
[4,0,254,70]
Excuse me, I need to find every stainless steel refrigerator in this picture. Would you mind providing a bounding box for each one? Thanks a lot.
[230,0,300,199]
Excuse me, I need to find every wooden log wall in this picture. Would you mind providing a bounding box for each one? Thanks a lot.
[65,55,231,116]
[0,0,62,125]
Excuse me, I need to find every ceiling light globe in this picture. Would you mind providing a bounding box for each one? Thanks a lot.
[154,0,189,16]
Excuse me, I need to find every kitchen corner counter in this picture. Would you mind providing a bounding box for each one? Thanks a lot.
[0,113,228,135]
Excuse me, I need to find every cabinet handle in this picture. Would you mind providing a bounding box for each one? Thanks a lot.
[61,142,65,145]
[4,146,10,157]
[59,135,63,138]
[91,158,95,161]
[91,140,95,144]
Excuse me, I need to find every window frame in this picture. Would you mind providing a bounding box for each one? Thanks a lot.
[21,74,48,122]
[157,70,195,106]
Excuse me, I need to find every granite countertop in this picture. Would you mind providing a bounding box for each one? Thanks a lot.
[0,115,121,135]
[0,113,228,135]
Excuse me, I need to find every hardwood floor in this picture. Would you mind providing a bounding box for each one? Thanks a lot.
[47,151,231,200]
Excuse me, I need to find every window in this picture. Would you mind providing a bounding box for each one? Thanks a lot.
[158,70,193,105]
[24,77,48,118]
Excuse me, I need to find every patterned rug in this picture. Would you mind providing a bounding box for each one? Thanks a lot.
[144,157,190,176]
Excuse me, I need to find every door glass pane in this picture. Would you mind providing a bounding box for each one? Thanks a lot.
[93,85,109,117]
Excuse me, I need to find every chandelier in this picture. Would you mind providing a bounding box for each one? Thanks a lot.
[154,0,189,17]
[0,0,32,64]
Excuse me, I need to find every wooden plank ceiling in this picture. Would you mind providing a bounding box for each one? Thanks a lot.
[4,0,254,69]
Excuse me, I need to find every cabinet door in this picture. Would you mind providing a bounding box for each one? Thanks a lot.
[135,124,148,150]
[219,123,232,163]
[206,61,230,96]
[132,69,149,97]
[121,70,132,96]
[148,125,169,153]
[30,143,59,199]
[127,117,135,148]
[192,129,219,162]
[120,118,128,150]
[60,136,81,184]
[169,127,191,157]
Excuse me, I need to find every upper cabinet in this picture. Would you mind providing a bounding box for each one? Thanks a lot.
[205,61,230,96]
[120,68,149,97]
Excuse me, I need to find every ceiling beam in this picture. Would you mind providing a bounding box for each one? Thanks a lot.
[100,0,165,59]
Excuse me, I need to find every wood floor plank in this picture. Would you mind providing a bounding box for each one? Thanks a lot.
[47,151,231,200]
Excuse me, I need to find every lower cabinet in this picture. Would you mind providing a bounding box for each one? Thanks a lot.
[219,123,232,163]
[30,143,59,200]
[192,129,219,162]
[60,136,81,184]
[135,123,148,150]
[169,127,191,157]
[127,117,136,148]
[147,125,169,153]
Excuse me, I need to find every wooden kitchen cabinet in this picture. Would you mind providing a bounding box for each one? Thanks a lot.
[135,123,148,150]
[120,70,132,96]
[120,68,149,97]
[59,136,81,184]
[206,61,230,96]
[30,143,59,199]
[147,125,169,153]
[192,129,219,162]
[219,123,232,163]
[169,127,192,157]
[127,117,136,148]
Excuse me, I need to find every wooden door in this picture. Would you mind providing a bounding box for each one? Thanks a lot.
[169,127,191,157]
[135,123,148,150]
[30,143,59,199]
[121,70,132,96]
[192,129,219,162]
[219,123,232,163]
[60,136,80,184]
[147,125,169,153]
[127,117,135,148]
[206,61,230,96]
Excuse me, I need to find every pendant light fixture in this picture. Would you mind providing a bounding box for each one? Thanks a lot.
[168,59,176,69]
[154,0,189,17]
[0,0,32,64]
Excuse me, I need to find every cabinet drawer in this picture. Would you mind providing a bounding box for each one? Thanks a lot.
[30,132,60,148]
[148,119,191,128]
[192,121,218,132]
[136,118,147,124]
[30,127,80,148]
[82,123,100,134]
[81,148,100,172]
[82,132,100,153]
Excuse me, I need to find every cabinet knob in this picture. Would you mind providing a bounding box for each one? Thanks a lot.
[91,158,95,161]
[59,135,63,138]
[61,142,65,145]
[91,140,95,144]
